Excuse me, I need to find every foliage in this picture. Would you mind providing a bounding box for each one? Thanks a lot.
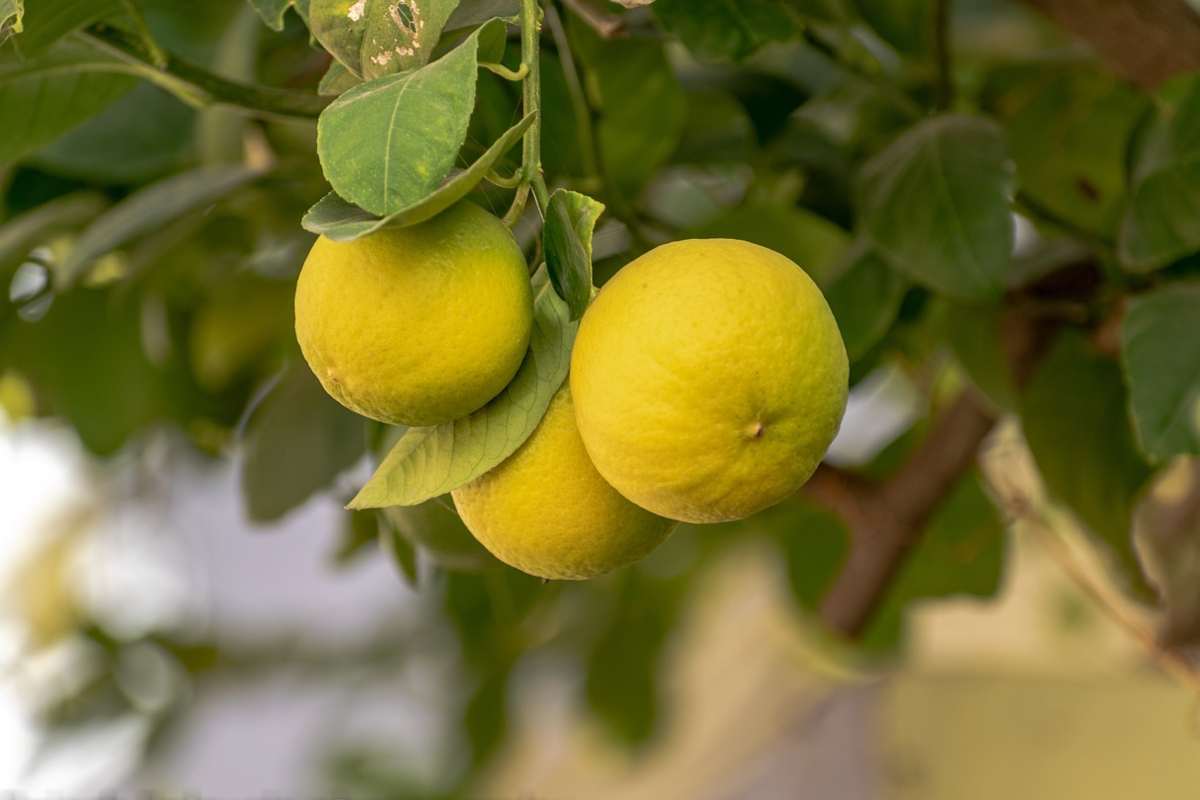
[4,0,1200,793]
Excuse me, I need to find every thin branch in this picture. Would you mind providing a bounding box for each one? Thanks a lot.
[81,24,329,119]
[561,0,624,38]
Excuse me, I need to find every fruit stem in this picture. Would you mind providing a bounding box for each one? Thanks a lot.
[520,0,552,213]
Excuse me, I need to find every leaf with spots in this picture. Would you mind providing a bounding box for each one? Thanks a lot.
[350,272,578,509]
[316,18,505,216]
[304,112,532,240]
[309,0,464,79]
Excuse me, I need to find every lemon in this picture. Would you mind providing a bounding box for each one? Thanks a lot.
[452,386,675,580]
[295,202,533,426]
[570,239,848,524]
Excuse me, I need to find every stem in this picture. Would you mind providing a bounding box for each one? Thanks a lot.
[116,0,167,68]
[521,0,552,212]
[81,25,329,119]
[480,61,529,81]
[932,0,954,110]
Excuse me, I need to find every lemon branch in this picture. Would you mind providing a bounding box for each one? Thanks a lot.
[80,24,329,119]
[521,0,552,213]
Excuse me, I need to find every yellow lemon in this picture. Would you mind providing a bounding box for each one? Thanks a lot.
[452,386,675,580]
[570,239,848,524]
[295,202,532,426]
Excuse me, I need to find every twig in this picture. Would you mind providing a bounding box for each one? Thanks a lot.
[561,0,624,38]
[80,24,329,119]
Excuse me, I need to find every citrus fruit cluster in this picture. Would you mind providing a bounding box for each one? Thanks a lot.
[295,203,849,580]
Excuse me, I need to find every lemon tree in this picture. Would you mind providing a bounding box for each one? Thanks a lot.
[7,0,1200,792]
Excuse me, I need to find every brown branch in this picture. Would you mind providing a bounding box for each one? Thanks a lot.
[807,309,1053,638]
[1021,0,1200,88]
[809,391,997,637]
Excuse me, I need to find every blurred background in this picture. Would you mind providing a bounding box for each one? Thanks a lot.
[5,0,1200,797]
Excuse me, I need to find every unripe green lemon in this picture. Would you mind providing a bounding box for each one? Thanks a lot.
[295,202,533,426]
[452,386,675,580]
[570,239,848,524]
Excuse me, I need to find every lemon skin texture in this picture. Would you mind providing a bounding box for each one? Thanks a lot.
[451,387,676,580]
[295,202,533,426]
[570,239,849,524]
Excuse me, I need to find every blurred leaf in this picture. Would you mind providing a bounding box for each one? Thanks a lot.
[1021,331,1154,598]
[198,4,260,165]
[983,62,1147,240]
[568,10,686,194]
[0,42,136,165]
[0,192,107,277]
[445,0,518,29]
[240,362,366,522]
[303,112,532,240]
[863,472,1006,651]
[1119,80,1200,272]
[318,59,360,94]
[334,509,381,566]
[316,19,504,216]
[462,663,512,771]
[859,114,1014,301]
[61,165,263,284]
[825,245,906,362]
[0,0,20,43]
[1,288,166,455]
[760,499,850,610]
[383,498,495,571]
[309,0,462,79]
[543,189,603,320]
[351,275,576,509]
[855,0,932,55]
[1120,283,1200,462]
[33,84,195,183]
[652,0,799,61]
[641,164,753,230]
[380,514,419,584]
[694,202,850,286]
[673,90,756,163]
[938,300,1017,412]
[248,0,298,30]
[585,570,684,747]
[13,0,124,56]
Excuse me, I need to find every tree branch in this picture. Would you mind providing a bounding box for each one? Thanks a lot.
[1021,0,1200,88]
[807,309,1052,638]
[809,391,997,637]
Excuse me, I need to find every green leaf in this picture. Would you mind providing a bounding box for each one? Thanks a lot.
[61,165,263,284]
[693,202,850,287]
[445,0,518,30]
[1119,80,1200,272]
[316,19,503,216]
[858,114,1014,301]
[0,42,136,165]
[651,0,799,61]
[567,11,686,195]
[543,189,603,320]
[0,0,22,43]
[318,59,361,95]
[1120,283,1200,462]
[241,363,366,522]
[383,498,495,571]
[309,0,463,79]
[855,0,932,55]
[937,300,1018,413]
[825,245,906,362]
[380,514,420,585]
[350,275,577,509]
[303,112,532,240]
[983,62,1147,241]
[863,472,1006,651]
[333,509,381,566]
[248,0,297,30]
[14,0,124,56]
[1021,331,1154,598]
[0,192,108,279]
[33,84,195,184]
